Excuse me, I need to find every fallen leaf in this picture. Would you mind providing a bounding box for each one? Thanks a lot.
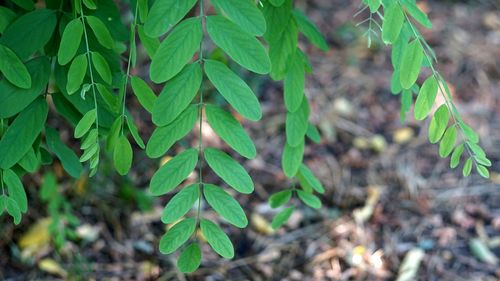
[396,248,425,281]
[38,258,67,278]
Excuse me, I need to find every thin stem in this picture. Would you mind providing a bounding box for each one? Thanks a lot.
[120,0,140,135]
[80,3,99,131]
[0,170,5,196]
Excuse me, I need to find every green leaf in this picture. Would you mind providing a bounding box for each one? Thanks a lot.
[146,105,198,158]
[284,50,305,112]
[476,165,489,179]
[11,0,34,10]
[211,0,266,36]
[126,116,146,149]
[46,127,83,178]
[205,105,256,159]
[414,76,438,120]
[149,148,198,196]
[18,148,39,173]
[269,190,292,208]
[91,52,112,84]
[286,99,310,147]
[114,135,133,175]
[0,57,51,118]
[203,184,248,228]
[462,158,472,177]
[282,141,304,178]
[130,76,156,113]
[204,60,262,121]
[439,126,457,158]
[3,169,27,213]
[159,218,196,254]
[150,17,202,83]
[306,123,321,144]
[58,18,83,65]
[85,16,114,49]
[66,54,88,95]
[200,219,234,259]
[5,197,22,225]
[204,148,254,194]
[0,44,31,88]
[206,15,271,74]
[403,1,432,29]
[96,83,119,113]
[83,0,96,9]
[161,183,200,224]
[153,63,202,126]
[399,40,423,89]
[0,98,48,169]
[297,164,324,194]
[428,105,449,143]
[177,243,202,273]
[296,190,321,209]
[137,25,160,58]
[0,9,57,60]
[461,122,479,144]
[0,7,16,34]
[271,206,294,229]
[292,10,328,51]
[366,0,381,13]
[450,144,464,169]
[144,0,197,37]
[269,0,286,6]
[74,109,96,139]
[382,4,404,44]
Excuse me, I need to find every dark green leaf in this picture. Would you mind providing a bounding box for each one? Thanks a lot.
[268,190,292,208]
[297,164,324,194]
[114,135,133,175]
[200,219,234,259]
[46,127,83,178]
[149,148,198,196]
[211,0,266,36]
[5,197,21,225]
[271,206,294,229]
[206,15,271,74]
[3,169,27,213]
[86,16,114,49]
[204,60,262,121]
[150,17,202,83]
[58,18,83,65]
[91,52,112,84]
[144,0,197,37]
[203,184,248,228]
[292,10,328,51]
[204,148,254,194]
[0,44,31,88]
[130,76,156,113]
[66,54,88,95]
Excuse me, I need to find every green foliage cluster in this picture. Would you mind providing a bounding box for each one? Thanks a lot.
[0,0,491,272]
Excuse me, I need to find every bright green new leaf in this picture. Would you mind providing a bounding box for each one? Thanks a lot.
[146,105,198,158]
[0,44,31,89]
[292,10,328,51]
[74,109,96,139]
[144,0,197,37]
[211,0,266,36]
[58,18,83,65]
[284,50,305,112]
[205,105,256,159]
[204,184,248,228]
[206,16,271,74]
[0,98,48,169]
[200,219,234,259]
[149,148,198,196]
[439,126,457,158]
[5,197,21,225]
[403,1,432,29]
[204,148,254,194]
[150,17,202,83]
[399,40,423,89]
[450,144,464,169]
[297,164,324,194]
[91,52,112,84]
[86,16,114,49]
[476,165,489,179]
[306,123,321,144]
[177,243,202,273]
[296,190,321,209]
[428,105,449,143]
[282,141,304,178]
[382,4,404,44]
[153,63,202,126]
[269,190,292,208]
[159,218,196,254]
[46,127,83,178]
[286,99,310,147]
[130,76,156,113]
[66,54,88,95]
[114,135,133,175]
[414,76,438,120]
[161,183,200,224]
[3,169,27,213]
[271,206,294,229]
[462,158,472,177]
[204,60,262,121]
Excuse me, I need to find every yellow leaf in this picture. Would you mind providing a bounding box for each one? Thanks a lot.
[250,213,274,235]
[38,258,67,278]
[18,218,51,258]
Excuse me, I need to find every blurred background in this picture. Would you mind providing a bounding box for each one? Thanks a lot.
[1,0,499,280]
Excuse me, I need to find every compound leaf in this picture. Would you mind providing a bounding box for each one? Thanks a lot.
[203,184,248,228]
[200,219,234,259]
[161,183,200,224]
[204,148,254,194]
[159,218,196,254]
